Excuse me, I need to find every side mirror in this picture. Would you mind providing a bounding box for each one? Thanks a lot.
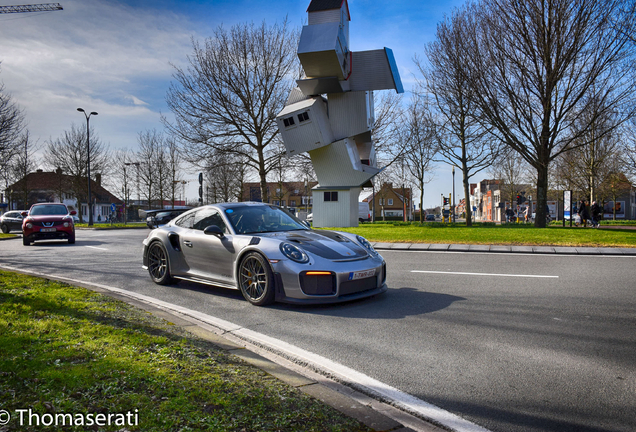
[21,211,28,217]
[70,210,77,215]
[303,221,311,228]
[203,225,224,238]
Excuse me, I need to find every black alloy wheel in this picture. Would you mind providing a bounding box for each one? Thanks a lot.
[147,241,174,285]
[238,252,275,306]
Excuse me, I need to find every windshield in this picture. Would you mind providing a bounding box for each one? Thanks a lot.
[30,205,68,216]
[225,205,308,235]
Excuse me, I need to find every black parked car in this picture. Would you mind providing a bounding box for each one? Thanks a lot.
[144,208,191,229]
[1,210,27,233]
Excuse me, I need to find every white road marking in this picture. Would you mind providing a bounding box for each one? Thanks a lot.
[411,270,559,278]
[85,246,108,251]
[0,263,493,432]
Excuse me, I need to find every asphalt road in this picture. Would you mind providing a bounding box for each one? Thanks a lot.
[1,229,635,432]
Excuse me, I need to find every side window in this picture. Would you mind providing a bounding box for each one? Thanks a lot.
[174,212,195,229]
[193,208,227,233]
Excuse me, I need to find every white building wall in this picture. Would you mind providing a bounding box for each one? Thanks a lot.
[309,139,377,187]
[327,92,372,141]
[277,98,333,156]
[312,187,360,228]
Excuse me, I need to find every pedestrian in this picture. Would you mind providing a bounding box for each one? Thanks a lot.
[590,201,601,228]
[524,206,530,223]
[579,200,590,227]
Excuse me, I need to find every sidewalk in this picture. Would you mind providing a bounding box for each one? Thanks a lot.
[371,242,636,256]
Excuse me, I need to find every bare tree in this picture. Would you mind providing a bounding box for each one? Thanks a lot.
[137,129,163,209]
[621,117,636,183]
[468,0,636,227]
[402,95,437,222]
[44,123,109,222]
[0,78,24,157]
[204,151,245,203]
[164,20,299,204]
[0,77,26,201]
[165,137,183,208]
[11,131,39,208]
[419,5,499,227]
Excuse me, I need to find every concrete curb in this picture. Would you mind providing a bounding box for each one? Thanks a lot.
[371,242,636,256]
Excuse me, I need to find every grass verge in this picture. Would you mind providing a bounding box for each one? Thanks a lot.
[324,222,636,248]
[74,222,146,229]
[0,270,371,432]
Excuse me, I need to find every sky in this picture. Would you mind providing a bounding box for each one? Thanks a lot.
[0,0,471,209]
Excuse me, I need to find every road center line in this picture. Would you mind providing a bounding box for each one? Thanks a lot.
[411,270,558,278]
[85,246,109,251]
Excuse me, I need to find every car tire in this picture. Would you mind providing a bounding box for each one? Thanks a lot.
[147,241,175,285]
[238,252,275,306]
[22,236,30,246]
[68,235,75,244]
[1,224,9,234]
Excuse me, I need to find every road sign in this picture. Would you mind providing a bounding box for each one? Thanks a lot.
[110,203,116,213]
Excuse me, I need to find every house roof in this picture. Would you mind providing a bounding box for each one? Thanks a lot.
[6,170,122,204]
[307,0,350,20]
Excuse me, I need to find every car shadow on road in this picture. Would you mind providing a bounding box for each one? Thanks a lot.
[275,287,466,319]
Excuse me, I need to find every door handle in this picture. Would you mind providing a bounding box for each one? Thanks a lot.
[183,240,193,248]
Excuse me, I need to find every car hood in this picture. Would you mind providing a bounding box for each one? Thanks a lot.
[27,215,71,222]
[259,230,369,260]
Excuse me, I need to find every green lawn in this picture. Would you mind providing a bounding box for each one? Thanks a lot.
[323,222,636,248]
[75,222,146,229]
[0,271,371,432]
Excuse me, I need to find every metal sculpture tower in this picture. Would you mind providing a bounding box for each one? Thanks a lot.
[276,0,403,227]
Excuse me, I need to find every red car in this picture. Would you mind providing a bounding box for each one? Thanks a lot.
[22,203,76,246]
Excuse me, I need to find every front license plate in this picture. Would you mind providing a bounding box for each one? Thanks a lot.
[348,269,376,281]
[41,228,57,232]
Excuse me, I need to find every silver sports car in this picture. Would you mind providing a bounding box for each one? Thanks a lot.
[142,202,387,305]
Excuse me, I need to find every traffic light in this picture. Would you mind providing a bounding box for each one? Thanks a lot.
[443,197,449,205]
[516,194,521,205]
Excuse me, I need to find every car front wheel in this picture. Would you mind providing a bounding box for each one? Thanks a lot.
[147,241,174,285]
[22,236,30,246]
[238,252,275,306]
[1,224,9,234]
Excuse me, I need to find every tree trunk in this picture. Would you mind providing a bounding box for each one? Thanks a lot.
[534,163,549,228]
[463,174,472,227]
[419,178,424,223]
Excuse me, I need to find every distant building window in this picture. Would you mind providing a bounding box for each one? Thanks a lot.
[273,200,280,206]
[379,199,384,205]
[290,200,296,207]
[297,112,309,122]
[324,192,338,202]
[281,200,286,207]
[388,199,393,206]
[283,117,295,127]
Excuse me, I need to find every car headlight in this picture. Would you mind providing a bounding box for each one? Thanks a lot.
[356,235,378,255]
[280,242,309,263]
[63,222,70,227]
[26,223,33,229]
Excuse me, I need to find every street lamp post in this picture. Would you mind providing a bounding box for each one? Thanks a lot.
[452,166,456,223]
[77,108,98,226]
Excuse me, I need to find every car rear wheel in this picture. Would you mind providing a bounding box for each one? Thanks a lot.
[1,224,9,234]
[238,252,275,306]
[147,241,174,285]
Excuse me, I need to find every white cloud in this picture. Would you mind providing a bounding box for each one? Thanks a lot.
[0,0,196,154]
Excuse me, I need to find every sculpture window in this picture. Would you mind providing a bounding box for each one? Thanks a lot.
[324,192,338,202]
[297,112,309,122]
